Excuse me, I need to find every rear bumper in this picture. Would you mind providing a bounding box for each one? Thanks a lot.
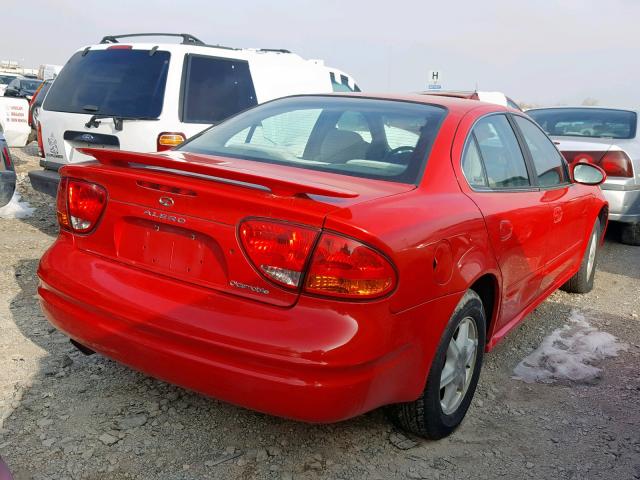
[602,186,640,223]
[0,170,16,207]
[28,168,59,197]
[37,237,458,423]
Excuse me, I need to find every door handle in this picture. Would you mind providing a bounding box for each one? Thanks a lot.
[499,220,513,241]
[553,206,563,224]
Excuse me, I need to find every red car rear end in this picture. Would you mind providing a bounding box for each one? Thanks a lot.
[37,94,607,438]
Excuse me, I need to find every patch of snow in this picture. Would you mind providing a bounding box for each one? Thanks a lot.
[513,310,628,384]
[0,192,35,219]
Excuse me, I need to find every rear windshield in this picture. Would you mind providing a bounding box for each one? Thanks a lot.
[43,49,170,118]
[179,96,446,184]
[528,108,637,139]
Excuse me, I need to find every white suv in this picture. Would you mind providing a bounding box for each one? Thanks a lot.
[30,33,359,196]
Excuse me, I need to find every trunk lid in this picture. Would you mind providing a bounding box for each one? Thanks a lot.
[62,149,414,307]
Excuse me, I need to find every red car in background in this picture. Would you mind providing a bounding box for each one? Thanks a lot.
[37,94,607,439]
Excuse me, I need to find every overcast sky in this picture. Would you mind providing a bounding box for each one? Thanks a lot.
[2,0,638,107]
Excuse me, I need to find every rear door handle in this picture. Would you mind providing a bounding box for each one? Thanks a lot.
[499,220,513,241]
[553,206,563,224]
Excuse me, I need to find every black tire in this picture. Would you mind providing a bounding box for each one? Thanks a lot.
[621,222,640,246]
[561,218,601,293]
[386,290,486,440]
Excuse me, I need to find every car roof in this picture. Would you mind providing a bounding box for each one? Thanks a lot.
[301,92,510,115]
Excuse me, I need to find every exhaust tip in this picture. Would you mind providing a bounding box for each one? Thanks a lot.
[70,339,95,356]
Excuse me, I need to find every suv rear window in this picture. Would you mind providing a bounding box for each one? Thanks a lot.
[180,96,446,184]
[528,108,637,139]
[181,54,257,124]
[43,49,170,118]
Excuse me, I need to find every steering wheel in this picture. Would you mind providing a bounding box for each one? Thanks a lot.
[384,145,415,163]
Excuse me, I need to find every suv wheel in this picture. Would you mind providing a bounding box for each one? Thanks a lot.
[386,290,486,439]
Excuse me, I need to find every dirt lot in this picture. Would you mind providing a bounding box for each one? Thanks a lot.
[1,147,639,480]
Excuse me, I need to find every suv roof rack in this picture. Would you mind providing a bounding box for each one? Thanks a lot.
[258,48,292,54]
[100,33,207,46]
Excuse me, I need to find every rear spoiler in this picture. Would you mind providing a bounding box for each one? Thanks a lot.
[78,148,358,199]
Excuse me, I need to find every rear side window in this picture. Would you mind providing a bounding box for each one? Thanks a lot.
[514,116,568,187]
[43,49,170,118]
[462,138,487,188]
[181,55,257,124]
[473,115,530,189]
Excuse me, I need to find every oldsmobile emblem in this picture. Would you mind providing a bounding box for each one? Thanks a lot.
[159,196,175,207]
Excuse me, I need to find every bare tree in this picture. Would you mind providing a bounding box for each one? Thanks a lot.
[581,97,599,106]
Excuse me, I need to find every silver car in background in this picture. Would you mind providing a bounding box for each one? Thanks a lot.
[528,107,640,245]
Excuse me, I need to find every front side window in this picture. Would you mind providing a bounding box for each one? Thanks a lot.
[43,49,170,118]
[180,96,446,184]
[528,108,637,140]
[514,116,568,187]
[181,55,257,124]
[472,115,530,189]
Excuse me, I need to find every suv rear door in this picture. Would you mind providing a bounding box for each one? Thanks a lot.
[40,47,172,165]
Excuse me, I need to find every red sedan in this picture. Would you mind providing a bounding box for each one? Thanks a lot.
[37,94,608,439]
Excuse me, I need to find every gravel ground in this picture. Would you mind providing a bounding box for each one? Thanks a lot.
[1,146,639,480]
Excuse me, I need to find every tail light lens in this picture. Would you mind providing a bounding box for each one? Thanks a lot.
[157,132,186,151]
[37,123,44,158]
[2,147,12,169]
[239,219,397,299]
[562,150,633,178]
[304,233,396,299]
[56,178,107,233]
[599,151,633,177]
[239,220,319,288]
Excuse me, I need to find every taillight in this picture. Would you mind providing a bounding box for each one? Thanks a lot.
[562,150,633,178]
[107,45,132,50]
[600,151,633,177]
[239,220,319,288]
[37,123,44,158]
[56,177,107,233]
[2,147,11,169]
[304,233,396,299]
[157,132,186,152]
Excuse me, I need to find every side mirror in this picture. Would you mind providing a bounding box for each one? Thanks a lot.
[572,162,606,186]
[4,88,17,97]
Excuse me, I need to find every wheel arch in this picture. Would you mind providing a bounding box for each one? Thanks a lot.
[468,273,500,348]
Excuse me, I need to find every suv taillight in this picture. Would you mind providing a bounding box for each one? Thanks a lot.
[37,123,44,158]
[600,151,633,177]
[304,233,396,299]
[56,177,107,233]
[238,219,397,299]
[239,220,319,288]
[157,132,186,152]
